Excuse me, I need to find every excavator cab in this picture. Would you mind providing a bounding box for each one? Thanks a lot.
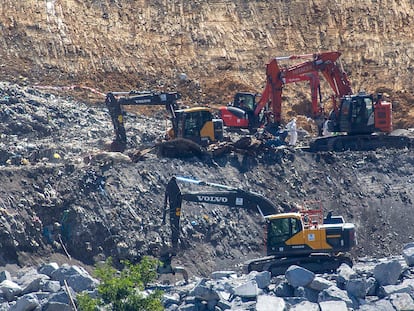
[335,93,376,135]
[265,209,356,258]
[219,92,262,130]
[173,107,223,145]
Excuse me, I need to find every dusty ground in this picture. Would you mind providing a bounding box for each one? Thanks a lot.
[0,1,413,277]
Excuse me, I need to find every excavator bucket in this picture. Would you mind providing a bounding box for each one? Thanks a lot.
[163,177,182,249]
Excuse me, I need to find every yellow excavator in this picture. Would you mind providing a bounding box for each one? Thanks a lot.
[162,176,356,275]
[105,91,223,152]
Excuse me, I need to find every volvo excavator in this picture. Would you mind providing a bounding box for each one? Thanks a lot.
[161,176,356,276]
[105,91,224,152]
[221,51,412,151]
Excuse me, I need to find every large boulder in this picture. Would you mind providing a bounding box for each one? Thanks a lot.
[319,300,348,311]
[307,276,335,291]
[248,271,271,289]
[189,279,220,301]
[402,243,414,267]
[50,264,98,292]
[373,259,403,286]
[318,286,353,309]
[285,265,315,287]
[10,294,40,311]
[0,280,22,302]
[256,296,285,311]
[389,292,414,310]
[346,277,368,299]
[232,280,258,298]
[336,263,357,289]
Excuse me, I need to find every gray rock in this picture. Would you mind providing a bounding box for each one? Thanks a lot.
[51,265,98,292]
[284,296,307,306]
[274,280,294,297]
[211,271,236,279]
[373,259,402,286]
[378,283,412,298]
[319,300,348,311]
[401,278,414,289]
[163,293,181,307]
[248,271,271,289]
[0,271,11,283]
[290,300,319,311]
[256,295,285,311]
[189,279,219,301]
[38,263,59,278]
[285,265,315,287]
[230,297,256,310]
[358,299,395,311]
[21,275,50,295]
[402,244,414,267]
[318,285,353,308]
[47,289,75,305]
[42,301,72,311]
[307,276,335,291]
[232,280,258,298]
[346,277,368,298]
[336,263,357,289]
[0,280,22,301]
[0,303,10,311]
[31,292,50,301]
[10,294,40,311]
[389,292,414,310]
[366,276,378,296]
[41,281,61,293]
[304,287,320,303]
[178,303,197,311]
[16,269,49,288]
[293,286,305,297]
[216,299,232,310]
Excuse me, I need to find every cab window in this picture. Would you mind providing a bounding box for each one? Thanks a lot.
[268,218,302,245]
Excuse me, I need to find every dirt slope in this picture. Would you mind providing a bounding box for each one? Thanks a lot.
[0,1,413,127]
[0,1,413,277]
[0,82,413,278]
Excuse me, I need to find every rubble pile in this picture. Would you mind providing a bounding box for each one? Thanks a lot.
[0,262,97,310]
[158,245,414,310]
[3,245,414,310]
[0,81,413,290]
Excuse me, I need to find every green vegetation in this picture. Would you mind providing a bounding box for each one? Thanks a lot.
[77,257,164,311]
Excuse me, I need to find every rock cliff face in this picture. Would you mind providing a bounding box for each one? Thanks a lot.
[0,1,413,126]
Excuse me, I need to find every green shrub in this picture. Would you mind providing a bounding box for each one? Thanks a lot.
[77,257,164,311]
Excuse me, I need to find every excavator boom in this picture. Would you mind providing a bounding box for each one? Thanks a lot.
[105,91,181,152]
[254,51,351,123]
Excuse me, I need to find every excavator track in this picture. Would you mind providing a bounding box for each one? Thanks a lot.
[309,134,412,152]
[246,253,353,276]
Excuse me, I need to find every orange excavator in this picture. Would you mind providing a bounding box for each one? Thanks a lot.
[162,176,356,275]
[221,51,412,151]
[219,71,321,132]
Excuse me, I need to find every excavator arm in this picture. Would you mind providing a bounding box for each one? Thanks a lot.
[105,91,181,152]
[162,176,278,249]
[254,51,352,124]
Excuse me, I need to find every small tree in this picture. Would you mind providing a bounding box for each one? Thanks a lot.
[77,257,164,311]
